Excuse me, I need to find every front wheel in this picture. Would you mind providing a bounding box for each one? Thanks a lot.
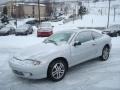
[100,46,110,61]
[47,60,67,81]
[118,31,120,36]
[24,32,28,35]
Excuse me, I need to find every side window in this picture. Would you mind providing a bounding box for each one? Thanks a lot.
[75,31,93,43]
[92,31,102,39]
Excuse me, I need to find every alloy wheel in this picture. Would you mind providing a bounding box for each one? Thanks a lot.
[52,63,65,80]
[102,47,109,60]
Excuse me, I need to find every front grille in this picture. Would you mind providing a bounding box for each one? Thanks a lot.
[13,70,24,76]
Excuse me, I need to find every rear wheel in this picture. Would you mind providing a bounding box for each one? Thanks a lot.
[114,32,118,37]
[25,32,28,35]
[30,29,33,34]
[47,59,67,81]
[117,32,120,36]
[8,31,11,35]
[118,31,120,36]
[100,46,110,61]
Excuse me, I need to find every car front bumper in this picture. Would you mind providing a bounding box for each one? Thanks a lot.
[0,32,9,36]
[15,32,27,35]
[9,60,48,79]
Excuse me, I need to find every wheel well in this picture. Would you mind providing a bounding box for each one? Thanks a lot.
[47,57,69,77]
[104,44,110,49]
[48,57,68,69]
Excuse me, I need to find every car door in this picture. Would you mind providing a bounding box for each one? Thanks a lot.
[70,31,97,65]
[92,31,103,57]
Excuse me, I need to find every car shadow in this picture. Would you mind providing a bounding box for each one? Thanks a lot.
[68,58,102,74]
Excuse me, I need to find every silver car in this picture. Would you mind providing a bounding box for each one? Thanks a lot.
[0,24,15,36]
[9,29,111,81]
[102,24,120,37]
[15,24,33,35]
[0,23,5,29]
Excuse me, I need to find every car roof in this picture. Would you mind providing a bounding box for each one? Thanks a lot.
[56,29,102,34]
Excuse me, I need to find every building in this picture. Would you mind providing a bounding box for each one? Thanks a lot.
[0,1,47,20]
[0,0,82,19]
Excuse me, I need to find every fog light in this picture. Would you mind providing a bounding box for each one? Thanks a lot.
[33,61,41,65]
[24,72,32,77]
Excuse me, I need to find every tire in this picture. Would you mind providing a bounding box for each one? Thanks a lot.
[100,46,110,61]
[111,33,116,37]
[15,34,18,36]
[118,31,120,36]
[25,32,28,35]
[116,32,120,36]
[115,33,118,37]
[7,31,11,35]
[29,30,33,34]
[47,59,67,81]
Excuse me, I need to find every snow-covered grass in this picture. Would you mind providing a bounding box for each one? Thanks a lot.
[53,14,120,33]
[84,0,120,15]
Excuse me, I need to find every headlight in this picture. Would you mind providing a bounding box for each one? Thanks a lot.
[102,31,109,34]
[25,59,41,65]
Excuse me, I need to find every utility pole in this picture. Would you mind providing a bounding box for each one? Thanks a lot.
[15,0,17,28]
[51,0,54,19]
[88,0,90,8]
[38,0,41,23]
[113,7,116,22]
[107,0,111,28]
[11,0,13,17]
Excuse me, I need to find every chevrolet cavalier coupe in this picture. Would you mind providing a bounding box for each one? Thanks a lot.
[9,29,111,81]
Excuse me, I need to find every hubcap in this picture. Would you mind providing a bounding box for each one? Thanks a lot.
[103,48,109,60]
[52,63,65,79]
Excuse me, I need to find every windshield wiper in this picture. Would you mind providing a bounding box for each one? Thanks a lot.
[46,40,58,45]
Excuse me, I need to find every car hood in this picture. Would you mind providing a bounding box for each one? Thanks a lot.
[14,42,65,60]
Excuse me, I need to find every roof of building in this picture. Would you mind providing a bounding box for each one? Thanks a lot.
[14,3,46,6]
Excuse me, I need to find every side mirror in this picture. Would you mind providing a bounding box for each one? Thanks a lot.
[73,41,81,46]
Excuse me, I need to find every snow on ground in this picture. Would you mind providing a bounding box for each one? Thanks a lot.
[0,14,119,52]
[84,0,120,15]
[0,35,43,49]
[0,15,120,89]
[50,14,120,34]
[0,0,120,89]
[0,37,120,90]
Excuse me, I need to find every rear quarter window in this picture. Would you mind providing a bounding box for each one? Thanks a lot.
[92,31,102,39]
[75,31,93,43]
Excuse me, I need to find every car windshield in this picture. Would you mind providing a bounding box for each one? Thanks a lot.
[17,25,29,29]
[40,23,51,28]
[44,31,74,45]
